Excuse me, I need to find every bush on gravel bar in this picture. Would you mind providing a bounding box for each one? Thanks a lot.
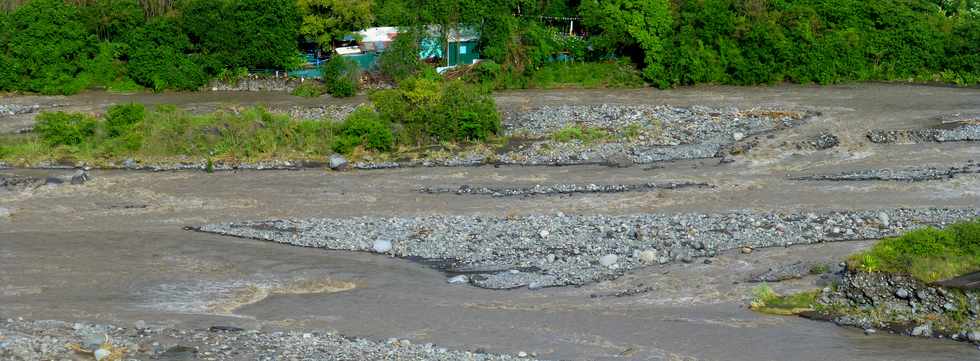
[848,219,980,283]
[321,56,360,98]
[331,107,394,154]
[371,77,500,146]
[34,112,98,146]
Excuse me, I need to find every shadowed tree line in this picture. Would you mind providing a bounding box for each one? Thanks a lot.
[0,0,978,95]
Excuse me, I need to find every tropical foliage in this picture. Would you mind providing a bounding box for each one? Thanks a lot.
[0,0,978,94]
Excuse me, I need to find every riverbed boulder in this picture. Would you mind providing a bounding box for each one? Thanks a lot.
[599,254,618,267]
[329,154,349,171]
[638,250,658,264]
[70,170,90,185]
[371,240,392,253]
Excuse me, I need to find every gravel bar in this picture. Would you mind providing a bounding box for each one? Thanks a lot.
[0,318,540,361]
[497,105,811,166]
[417,182,712,197]
[867,124,980,144]
[197,208,980,290]
[792,162,980,182]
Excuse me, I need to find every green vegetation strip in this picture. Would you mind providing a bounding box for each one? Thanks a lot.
[848,220,980,283]
[751,219,980,320]
[0,77,502,167]
[750,285,820,316]
[1,1,979,96]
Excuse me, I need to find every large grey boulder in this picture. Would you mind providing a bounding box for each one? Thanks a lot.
[329,154,349,171]
[70,170,91,185]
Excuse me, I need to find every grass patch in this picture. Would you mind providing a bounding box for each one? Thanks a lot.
[551,125,610,143]
[466,61,647,91]
[0,105,337,166]
[1,77,504,167]
[526,61,646,89]
[291,82,327,98]
[847,220,980,283]
[750,284,820,316]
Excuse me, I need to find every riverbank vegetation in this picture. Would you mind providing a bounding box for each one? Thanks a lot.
[751,219,980,321]
[0,77,500,165]
[848,220,980,283]
[750,284,820,316]
[1,0,978,95]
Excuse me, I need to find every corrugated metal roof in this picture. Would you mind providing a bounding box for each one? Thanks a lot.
[348,26,480,44]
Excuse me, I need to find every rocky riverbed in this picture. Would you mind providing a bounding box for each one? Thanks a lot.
[812,271,980,345]
[496,105,810,166]
[4,84,980,360]
[792,161,980,182]
[417,181,712,197]
[0,103,810,170]
[0,318,539,361]
[867,124,980,144]
[198,208,980,290]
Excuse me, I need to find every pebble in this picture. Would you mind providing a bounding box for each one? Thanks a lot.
[599,254,619,267]
[70,170,90,185]
[864,329,877,335]
[878,212,891,227]
[911,324,933,337]
[329,154,349,171]
[638,250,658,264]
[371,240,392,253]
[895,288,910,299]
[447,275,469,284]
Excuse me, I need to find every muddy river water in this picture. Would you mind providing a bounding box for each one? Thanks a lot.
[2,84,980,360]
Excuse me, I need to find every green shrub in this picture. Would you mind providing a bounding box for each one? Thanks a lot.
[34,112,98,146]
[322,56,360,98]
[105,103,146,137]
[124,17,208,91]
[750,284,819,316]
[378,28,423,81]
[372,78,500,145]
[291,82,326,98]
[849,219,980,282]
[467,61,502,85]
[332,108,394,154]
[180,0,301,70]
[551,125,610,143]
[437,81,501,141]
[217,67,249,83]
[527,61,645,89]
[5,0,97,94]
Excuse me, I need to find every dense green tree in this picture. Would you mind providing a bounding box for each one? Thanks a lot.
[579,0,672,86]
[6,0,97,94]
[181,0,300,70]
[297,0,373,48]
[78,0,144,41]
[124,16,207,90]
[0,11,13,90]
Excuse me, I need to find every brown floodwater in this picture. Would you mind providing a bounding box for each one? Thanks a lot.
[3,83,980,360]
